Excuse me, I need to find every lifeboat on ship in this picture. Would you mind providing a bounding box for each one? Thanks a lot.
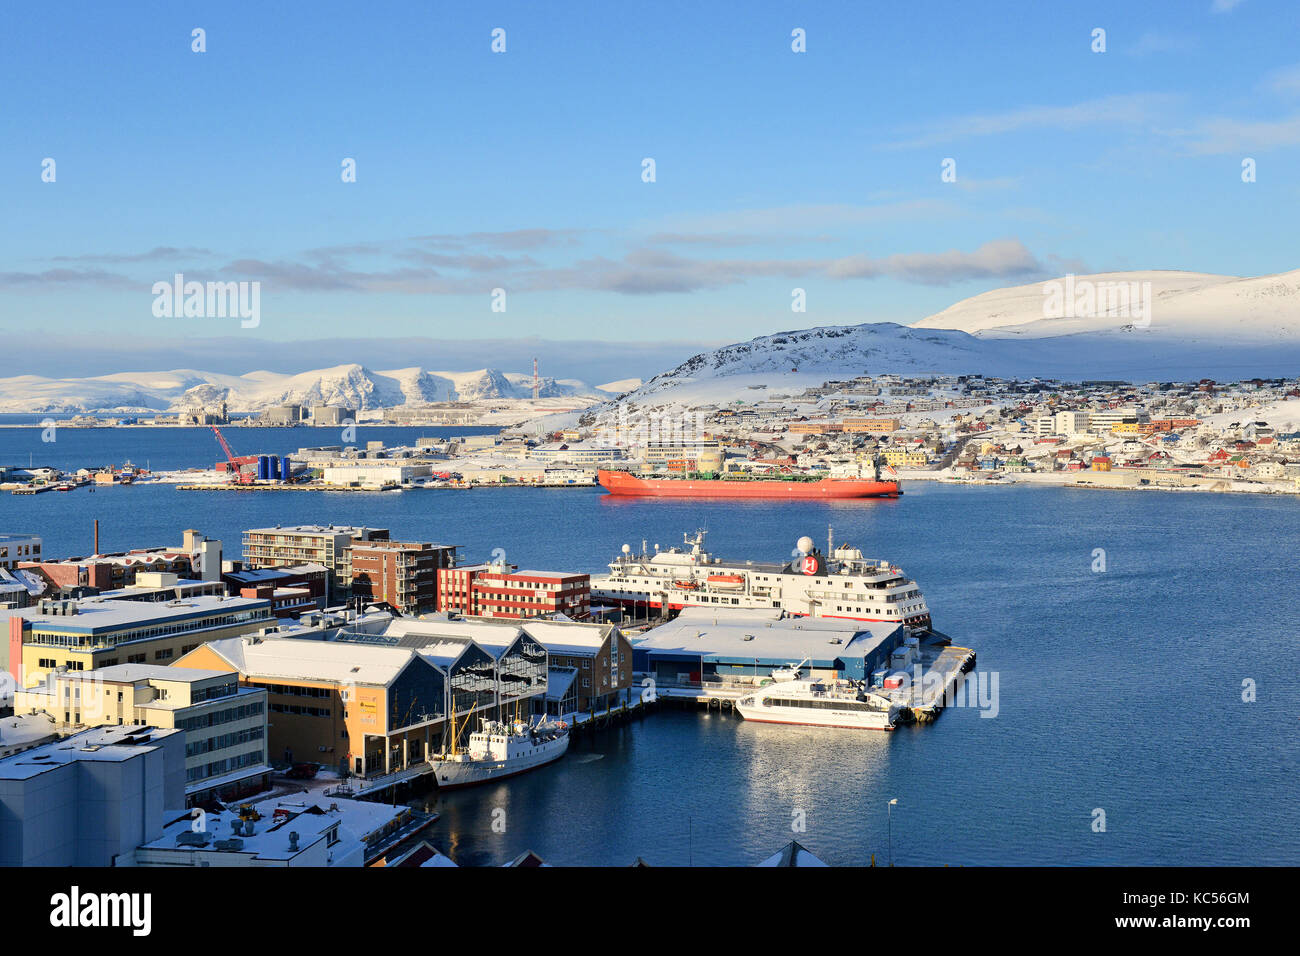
[672,580,698,590]
[706,574,745,589]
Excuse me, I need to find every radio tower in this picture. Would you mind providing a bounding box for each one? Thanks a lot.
[532,357,540,400]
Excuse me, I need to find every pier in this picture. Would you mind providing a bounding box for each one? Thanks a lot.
[636,635,977,726]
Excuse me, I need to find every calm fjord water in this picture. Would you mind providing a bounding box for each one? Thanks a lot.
[2,425,1296,865]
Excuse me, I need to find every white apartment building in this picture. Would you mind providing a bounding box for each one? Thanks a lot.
[1054,411,1092,436]
[0,534,41,570]
[1087,408,1140,433]
[12,664,270,805]
[0,724,185,866]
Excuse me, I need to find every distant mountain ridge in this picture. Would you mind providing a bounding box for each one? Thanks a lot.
[0,364,634,414]
[7,267,1297,415]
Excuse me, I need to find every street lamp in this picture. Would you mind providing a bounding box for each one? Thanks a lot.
[887,798,898,866]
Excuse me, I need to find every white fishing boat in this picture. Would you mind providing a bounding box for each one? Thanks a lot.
[736,676,908,731]
[430,716,570,790]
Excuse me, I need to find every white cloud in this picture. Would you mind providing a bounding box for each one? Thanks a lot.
[1185,114,1300,154]
[1264,64,1300,96]
[880,94,1177,149]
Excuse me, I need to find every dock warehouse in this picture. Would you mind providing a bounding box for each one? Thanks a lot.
[632,608,903,686]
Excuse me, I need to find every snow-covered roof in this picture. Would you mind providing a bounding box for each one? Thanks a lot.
[204,636,419,686]
[519,620,614,654]
[636,614,897,664]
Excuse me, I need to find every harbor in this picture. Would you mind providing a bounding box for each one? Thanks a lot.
[2,453,1292,866]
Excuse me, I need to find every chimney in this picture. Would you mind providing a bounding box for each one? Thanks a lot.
[93,519,99,556]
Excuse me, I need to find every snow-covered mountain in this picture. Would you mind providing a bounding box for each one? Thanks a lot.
[0,364,620,414]
[609,268,1300,412]
[622,324,1011,409]
[7,268,1298,415]
[913,268,1300,345]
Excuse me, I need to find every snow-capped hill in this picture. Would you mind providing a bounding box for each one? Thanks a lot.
[912,268,1300,343]
[595,378,642,396]
[619,323,1009,409]
[194,363,409,411]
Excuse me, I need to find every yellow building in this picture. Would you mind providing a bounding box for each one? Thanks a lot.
[177,636,476,778]
[839,418,901,433]
[883,448,930,467]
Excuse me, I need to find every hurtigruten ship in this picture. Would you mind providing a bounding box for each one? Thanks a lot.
[590,530,932,630]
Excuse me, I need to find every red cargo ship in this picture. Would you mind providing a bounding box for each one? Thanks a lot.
[597,469,900,499]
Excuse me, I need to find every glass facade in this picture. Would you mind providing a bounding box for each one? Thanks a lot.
[496,634,548,703]
[448,643,496,717]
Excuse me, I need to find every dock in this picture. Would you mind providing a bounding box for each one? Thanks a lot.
[641,635,977,726]
[906,644,977,722]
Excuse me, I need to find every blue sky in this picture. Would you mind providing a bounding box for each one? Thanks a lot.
[2,0,1298,378]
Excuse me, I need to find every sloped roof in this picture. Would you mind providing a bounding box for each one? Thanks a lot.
[204,636,417,686]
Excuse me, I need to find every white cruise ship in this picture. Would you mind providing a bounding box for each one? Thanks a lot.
[430,718,569,790]
[590,530,932,629]
[736,676,907,731]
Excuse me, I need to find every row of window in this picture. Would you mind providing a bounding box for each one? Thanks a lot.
[190,682,237,702]
[186,749,264,782]
[30,611,268,649]
[763,697,883,713]
[270,702,332,718]
[187,725,264,756]
[176,701,265,731]
[257,682,332,698]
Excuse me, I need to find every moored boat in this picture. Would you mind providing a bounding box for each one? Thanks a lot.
[598,468,900,499]
[591,530,933,629]
[736,675,909,731]
[429,717,569,790]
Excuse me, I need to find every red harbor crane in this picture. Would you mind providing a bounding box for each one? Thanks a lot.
[211,425,256,483]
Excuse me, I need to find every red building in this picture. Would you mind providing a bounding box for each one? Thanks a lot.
[437,565,590,620]
[349,541,455,615]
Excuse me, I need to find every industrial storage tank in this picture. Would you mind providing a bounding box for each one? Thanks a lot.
[256,455,270,480]
[268,456,280,481]
[281,456,292,482]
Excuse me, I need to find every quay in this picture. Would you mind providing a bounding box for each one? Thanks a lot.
[630,609,975,726]
[642,641,975,725]
[175,481,593,492]
[312,696,651,802]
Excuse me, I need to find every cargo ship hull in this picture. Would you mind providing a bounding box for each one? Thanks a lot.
[597,470,900,499]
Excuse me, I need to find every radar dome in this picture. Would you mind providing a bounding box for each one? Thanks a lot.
[796,535,814,554]
[621,544,631,554]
